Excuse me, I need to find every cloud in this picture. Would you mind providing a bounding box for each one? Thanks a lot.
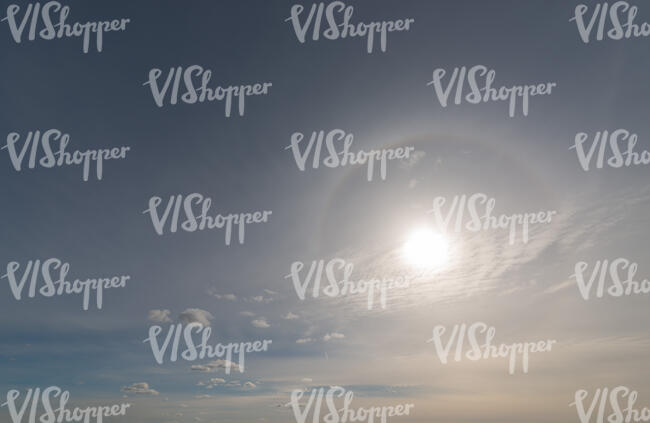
[239,311,256,317]
[400,150,426,169]
[543,279,574,294]
[204,378,226,388]
[198,377,227,389]
[323,333,345,342]
[207,289,237,301]
[245,294,275,303]
[301,378,313,383]
[540,188,650,296]
[283,312,299,320]
[251,318,270,328]
[147,309,172,323]
[179,308,214,326]
[190,360,241,373]
[296,338,313,344]
[216,380,257,390]
[304,190,650,321]
[121,382,159,395]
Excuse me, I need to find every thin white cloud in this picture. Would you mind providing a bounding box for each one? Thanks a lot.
[204,377,226,388]
[283,312,299,320]
[245,294,275,304]
[323,333,345,342]
[252,318,270,328]
[121,382,159,395]
[543,279,574,294]
[207,288,237,301]
[190,360,241,373]
[199,377,226,384]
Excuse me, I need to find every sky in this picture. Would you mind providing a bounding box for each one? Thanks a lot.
[1,0,650,422]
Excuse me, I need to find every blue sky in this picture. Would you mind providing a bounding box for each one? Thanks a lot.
[2,0,650,422]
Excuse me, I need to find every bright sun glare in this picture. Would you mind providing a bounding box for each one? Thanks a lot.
[402,227,450,269]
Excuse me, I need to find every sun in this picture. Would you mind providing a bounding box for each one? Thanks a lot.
[402,227,450,269]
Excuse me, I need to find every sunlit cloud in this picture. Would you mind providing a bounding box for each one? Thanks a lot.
[121,382,160,396]
[148,309,172,323]
[179,308,214,326]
